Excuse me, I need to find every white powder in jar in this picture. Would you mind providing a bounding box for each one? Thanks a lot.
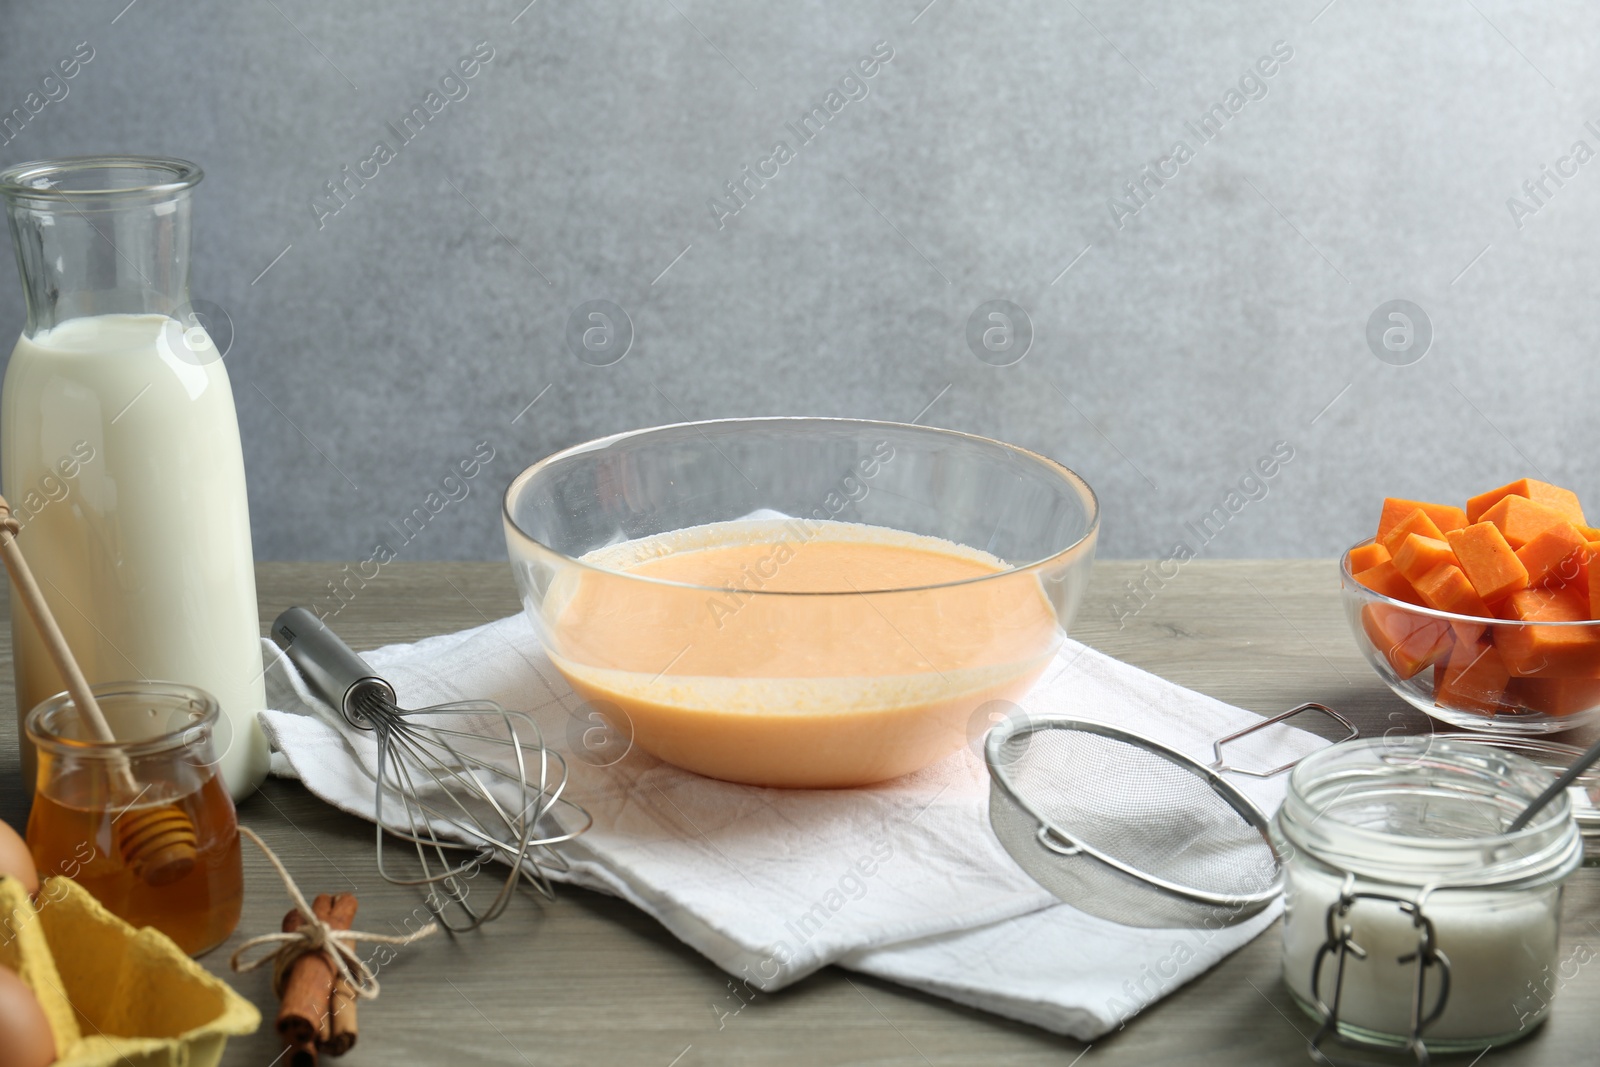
[1281,864,1562,1043]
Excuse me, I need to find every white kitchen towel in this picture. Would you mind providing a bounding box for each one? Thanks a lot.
[258,612,1327,1040]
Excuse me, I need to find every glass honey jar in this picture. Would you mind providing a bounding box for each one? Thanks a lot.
[26,681,244,956]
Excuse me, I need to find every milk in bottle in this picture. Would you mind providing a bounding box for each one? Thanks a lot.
[1,158,269,800]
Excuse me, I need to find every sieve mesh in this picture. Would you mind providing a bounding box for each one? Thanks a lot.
[989,721,1281,928]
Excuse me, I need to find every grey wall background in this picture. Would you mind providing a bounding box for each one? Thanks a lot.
[1,0,1597,562]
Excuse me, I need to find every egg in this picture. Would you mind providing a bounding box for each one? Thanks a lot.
[0,819,37,897]
[0,964,54,1067]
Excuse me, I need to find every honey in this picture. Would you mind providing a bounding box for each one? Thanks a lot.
[27,771,242,956]
[24,680,244,957]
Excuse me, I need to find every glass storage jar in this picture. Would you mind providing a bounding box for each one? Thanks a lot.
[26,681,244,956]
[1272,737,1583,1056]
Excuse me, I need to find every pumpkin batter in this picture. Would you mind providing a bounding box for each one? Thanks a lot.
[544,519,1061,787]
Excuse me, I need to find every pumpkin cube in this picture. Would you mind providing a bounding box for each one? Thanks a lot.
[1362,603,1453,680]
[1447,522,1529,603]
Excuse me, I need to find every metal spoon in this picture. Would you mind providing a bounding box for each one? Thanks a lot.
[1507,732,1600,832]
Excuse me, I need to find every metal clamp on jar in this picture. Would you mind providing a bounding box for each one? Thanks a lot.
[1273,737,1584,1062]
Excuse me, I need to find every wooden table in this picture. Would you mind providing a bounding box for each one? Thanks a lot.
[2,560,1596,1065]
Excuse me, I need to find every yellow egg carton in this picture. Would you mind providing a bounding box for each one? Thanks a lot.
[0,874,259,1067]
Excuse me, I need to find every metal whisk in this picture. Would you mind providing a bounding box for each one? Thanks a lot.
[272,607,591,931]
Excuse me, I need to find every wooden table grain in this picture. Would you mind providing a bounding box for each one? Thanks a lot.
[2,560,1596,1066]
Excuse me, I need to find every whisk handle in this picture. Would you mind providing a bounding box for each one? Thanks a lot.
[271,606,396,723]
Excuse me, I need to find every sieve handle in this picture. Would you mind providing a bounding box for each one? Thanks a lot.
[1210,702,1358,779]
[271,606,397,726]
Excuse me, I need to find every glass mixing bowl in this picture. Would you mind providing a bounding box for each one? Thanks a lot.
[503,418,1099,787]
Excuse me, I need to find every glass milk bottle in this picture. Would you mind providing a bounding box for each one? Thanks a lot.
[1,157,269,800]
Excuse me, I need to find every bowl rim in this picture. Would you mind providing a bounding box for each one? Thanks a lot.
[1341,537,1600,628]
[503,416,1100,596]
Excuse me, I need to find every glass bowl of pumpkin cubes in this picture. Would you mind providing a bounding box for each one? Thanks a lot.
[1342,479,1600,734]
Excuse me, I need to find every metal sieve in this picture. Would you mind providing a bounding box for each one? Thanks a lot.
[985,703,1357,928]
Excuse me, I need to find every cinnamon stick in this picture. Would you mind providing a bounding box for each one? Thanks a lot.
[287,1037,319,1067]
[323,894,360,1056]
[325,970,359,1056]
[277,893,358,1050]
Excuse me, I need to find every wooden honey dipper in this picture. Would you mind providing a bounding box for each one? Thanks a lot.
[0,495,198,887]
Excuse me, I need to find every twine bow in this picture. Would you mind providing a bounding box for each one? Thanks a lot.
[230,826,438,999]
